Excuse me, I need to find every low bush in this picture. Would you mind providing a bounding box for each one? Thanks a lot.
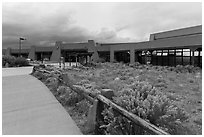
[46,77,59,91]
[15,57,29,67]
[2,55,29,67]
[63,88,84,106]
[96,58,106,63]
[174,65,200,73]
[100,81,188,135]
[73,100,91,116]
[2,55,16,67]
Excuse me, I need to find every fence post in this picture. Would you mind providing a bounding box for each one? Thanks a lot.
[95,99,105,134]
[86,99,98,133]
[95,89,114,134]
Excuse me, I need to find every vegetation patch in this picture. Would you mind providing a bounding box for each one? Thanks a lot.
[31,62,202,135]
[2,55,29,67]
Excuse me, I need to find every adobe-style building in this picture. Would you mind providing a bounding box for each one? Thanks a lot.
[3,25,202,67]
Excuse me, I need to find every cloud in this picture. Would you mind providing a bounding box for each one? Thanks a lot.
[2,2,202,49]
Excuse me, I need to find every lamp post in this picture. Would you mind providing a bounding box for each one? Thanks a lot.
[19,37,26,57]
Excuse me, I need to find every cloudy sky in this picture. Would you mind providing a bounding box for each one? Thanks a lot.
[2,2,202,49]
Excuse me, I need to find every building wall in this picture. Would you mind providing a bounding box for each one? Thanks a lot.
[62,42,89,50]
[50,41,62,62]
[150,25,201,40]
[2,25,202,66]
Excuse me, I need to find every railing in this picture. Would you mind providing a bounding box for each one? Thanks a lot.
[33,66,169,135]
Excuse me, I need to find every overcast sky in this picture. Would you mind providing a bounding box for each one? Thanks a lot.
[2,2,202,49]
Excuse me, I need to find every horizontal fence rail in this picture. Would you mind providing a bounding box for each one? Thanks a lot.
[32,66,169,135]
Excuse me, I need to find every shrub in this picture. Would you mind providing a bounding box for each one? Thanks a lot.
[174,65,200,73]
[15,57,29,67]
[45,77,59,93]
[33,71,47,80]
[62,87,84,106]
[100,81,188,135]
[96,58,106,63]
[73,100,91,116]
[2,55,16,67]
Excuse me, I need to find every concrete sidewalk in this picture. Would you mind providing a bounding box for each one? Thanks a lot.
[2,67,82,135]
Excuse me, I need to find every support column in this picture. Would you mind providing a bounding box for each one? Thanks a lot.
[130,49,135,64]
[75,55,78,67]
[5,48,11,56]
[85,55,87,64]
[191,50,195,66]
[28,46,36,60]
[190,47,198,66]
[149,50,153,64]
[135,51,138,62]
[69,55,71,66]
[144,50,148,65]
[50,41,62,62]
[110,50,114,63]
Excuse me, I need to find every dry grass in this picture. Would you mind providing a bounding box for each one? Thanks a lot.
[64,63,202,134]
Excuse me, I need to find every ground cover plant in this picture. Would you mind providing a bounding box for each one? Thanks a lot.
[2,55,29,67]
[32,62,202,135]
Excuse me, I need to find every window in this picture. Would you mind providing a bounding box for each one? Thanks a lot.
[169,50,175,53]
[176,52,182,56]
[183,52,190,56]
[183,49,190,52]
[176,49,182,52]
[194,51,199,56]
[157,53,162,56]
[152,51,157,55]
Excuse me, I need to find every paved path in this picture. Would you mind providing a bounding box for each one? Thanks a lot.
[2,67,82,135]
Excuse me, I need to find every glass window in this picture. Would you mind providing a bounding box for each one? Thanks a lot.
[176,52,182,56]
[194,51,199,56]
[152,51,157,55]
[183,49,190,52]
[169,50,175,52]
[183,52,190,56]
[176,49,182,52]
[163,50,168,52]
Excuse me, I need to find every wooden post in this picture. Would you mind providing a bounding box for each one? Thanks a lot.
[86,55,87,64]
[69,55,71,66]
[95,99,105,134]
[174,50,176,66]
[75,55,77,67]
[156,51,158,65]
[198,50,201,67]
[161,50,163,66]
[167,50,169,66]
[95,89,114,134]
[86,99,98,132]
[181,49,183,65]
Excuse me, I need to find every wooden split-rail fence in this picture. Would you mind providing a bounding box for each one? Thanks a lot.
[33,66,169,135]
